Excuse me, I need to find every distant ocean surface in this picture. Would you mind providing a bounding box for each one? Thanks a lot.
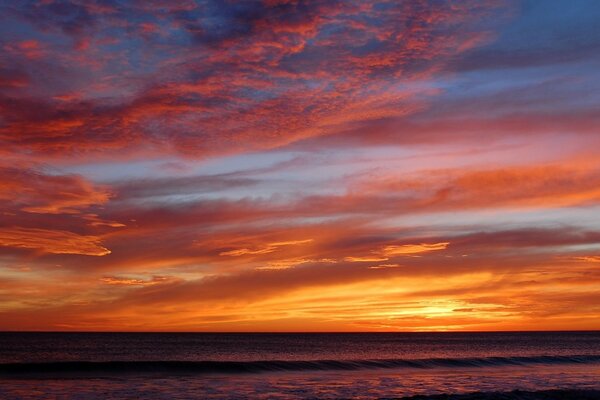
[1,332,600,399]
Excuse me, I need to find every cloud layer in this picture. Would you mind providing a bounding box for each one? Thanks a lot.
[1,0,600,331]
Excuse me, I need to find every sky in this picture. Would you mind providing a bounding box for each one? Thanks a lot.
[1,0,600,332]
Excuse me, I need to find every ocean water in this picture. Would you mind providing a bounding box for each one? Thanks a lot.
[1,332,599,399]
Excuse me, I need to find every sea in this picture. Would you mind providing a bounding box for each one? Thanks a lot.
[1,332,599,399]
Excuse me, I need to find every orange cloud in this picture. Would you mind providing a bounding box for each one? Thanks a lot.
[344,256,390,262]
[345,242,449,263]
[336,160,600,216]
[100,275,174,286]
[0,165,111,215]
[0,227,110,256]
[2,1,600,333]
[369,264,401,269]
[219,247,277,257]
[382,243,450,256]
[219,239,313,257]
[3,258,599,332]
[257,258,337,271]
[571,256,600,263]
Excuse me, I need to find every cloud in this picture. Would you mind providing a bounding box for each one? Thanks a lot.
[112,173,260,201]
[0,164,118,258]
[257,257,337,271]
[2,1,600,331]
[369,264,401,269]
[313,161,600,216]
[3,248,599,331]
[219,247,278,257]
[0,0,502,160]
[344,242,449,262]
[219,238,313,257]
[0,227,110,256]
[569,256,600,263]
[344,256,390,262]
[382,243,449,256]
[100,275,176,286]
[93,161,600,242]
[0,165,111,215]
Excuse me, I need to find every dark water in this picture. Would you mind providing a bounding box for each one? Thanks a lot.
[1,332,600,399]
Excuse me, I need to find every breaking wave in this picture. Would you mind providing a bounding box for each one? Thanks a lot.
[2,354,600,376]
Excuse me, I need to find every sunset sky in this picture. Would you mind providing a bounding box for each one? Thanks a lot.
[1,0,600,331]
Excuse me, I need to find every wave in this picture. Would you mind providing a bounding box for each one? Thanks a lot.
[2,355,600,376]
[400,389,600,400]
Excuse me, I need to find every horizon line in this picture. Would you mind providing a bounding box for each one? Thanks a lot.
[2,330,599,334]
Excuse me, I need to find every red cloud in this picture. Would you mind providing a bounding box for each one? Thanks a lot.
[0,0,503,160]
[0,165,111,215]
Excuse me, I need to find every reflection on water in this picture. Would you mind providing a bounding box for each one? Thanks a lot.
[2,364,599,399]
[2,332,599,399]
